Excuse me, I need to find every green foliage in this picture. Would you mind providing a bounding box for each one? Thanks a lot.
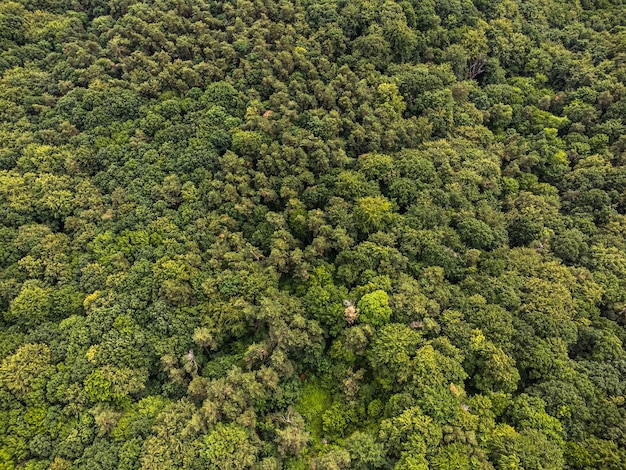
[357,290,392,327]
[467,330,520,393]
[0,0,625,467]
[296,381,332,441]
[321,403,356,439]
[0,343,52,401]
[552,228,587,263]
[5,282,52,327]
[367,323,422,390]
[565,437,626,469]
[456,218,494,250]
[345,431,386,469]
[302,266,348,336]
[489,426,565,469]
[353,197,394,235]
[379,406,442,457]
[200,423,258,469]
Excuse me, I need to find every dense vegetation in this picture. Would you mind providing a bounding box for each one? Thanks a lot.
[1,0,626,467]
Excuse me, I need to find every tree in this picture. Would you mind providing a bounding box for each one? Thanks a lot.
[345,431,386,469]
[552,228,586,263]
[199,423,258,469]
[456,218,494,250]
[301,265,349,336]
[466,330,520,394]
[140,400,200,469]
[0,343,52,400]
[311,448,351,470]
[489,426,565,470]
[378,406,442,458]
[5,282,52,328]
[357,290,392,327]
[367,323,422,390]
[274,409,310,458]
[353,197,394,235]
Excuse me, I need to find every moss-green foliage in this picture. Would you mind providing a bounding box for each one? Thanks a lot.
[0,0,625,467]
[296,381,332,441]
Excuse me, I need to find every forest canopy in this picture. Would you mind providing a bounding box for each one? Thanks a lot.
[1,0,626,468]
